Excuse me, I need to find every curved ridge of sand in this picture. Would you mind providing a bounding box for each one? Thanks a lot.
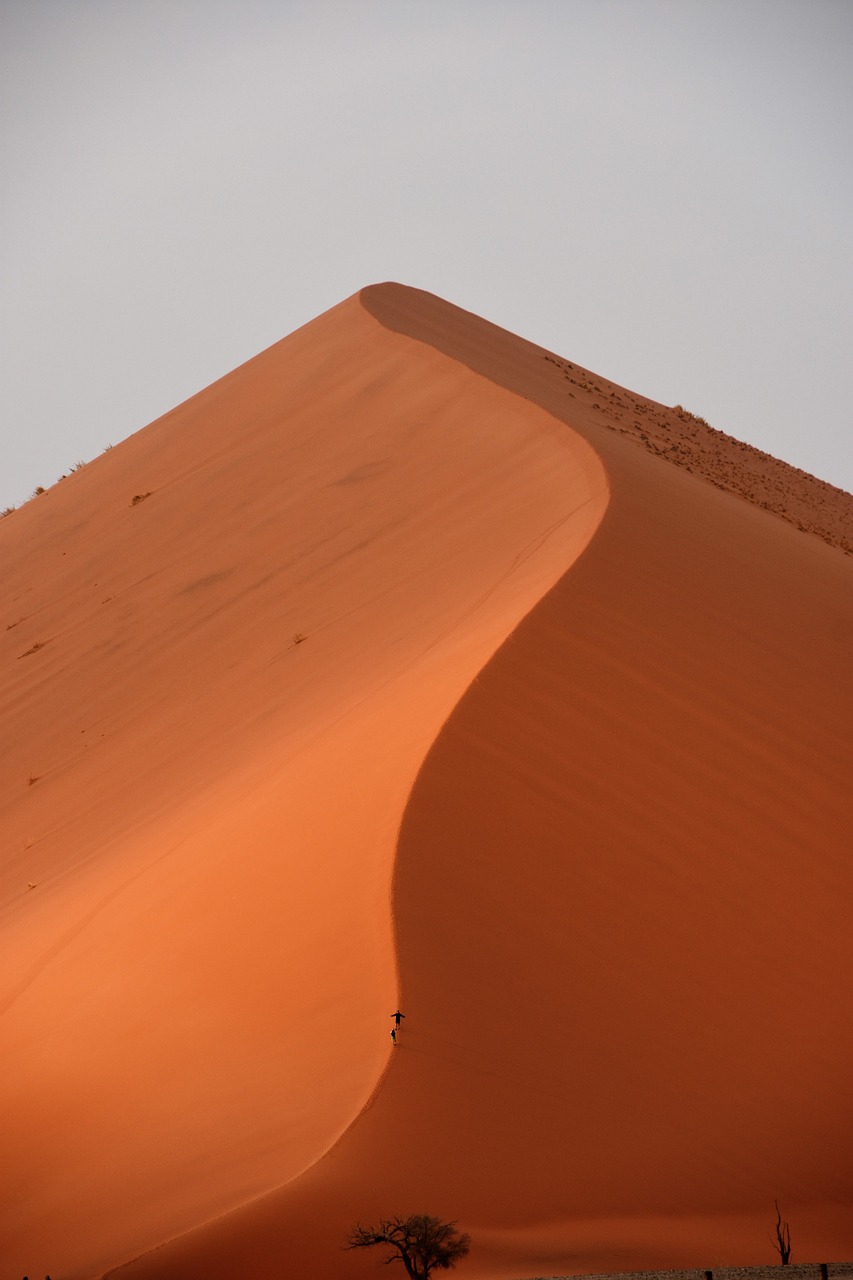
[0,291,608,1277]
[361,285,852,553]
[98,287,853,1280]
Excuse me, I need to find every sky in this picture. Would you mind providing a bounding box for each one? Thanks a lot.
[2,0,852,513]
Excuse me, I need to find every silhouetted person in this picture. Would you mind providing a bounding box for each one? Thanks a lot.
[390,1027,397,1046]
[390,1009,405,1027]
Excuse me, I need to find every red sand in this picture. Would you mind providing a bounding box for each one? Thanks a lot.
[1,285,851,1279]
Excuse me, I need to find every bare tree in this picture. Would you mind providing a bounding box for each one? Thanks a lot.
[772,1200,792,1264]
[346,1214,471,1279]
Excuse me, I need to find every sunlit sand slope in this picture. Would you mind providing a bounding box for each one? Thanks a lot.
[0,293,607,1277]
[106,285,853,1280]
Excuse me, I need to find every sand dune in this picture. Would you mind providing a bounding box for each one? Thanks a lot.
[1,285,850,1279]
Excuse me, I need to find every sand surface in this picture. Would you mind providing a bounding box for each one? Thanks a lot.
[1,285,850,1279]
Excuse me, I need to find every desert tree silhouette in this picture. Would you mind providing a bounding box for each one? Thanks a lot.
[772,1199,792,1264]
[346,1214,471,1278]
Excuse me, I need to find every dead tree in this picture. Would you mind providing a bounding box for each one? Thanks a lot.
[346,1214,471,1279]
[772,1199,792,1264]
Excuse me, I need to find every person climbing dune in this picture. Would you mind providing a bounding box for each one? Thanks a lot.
[390,1009,405,1027]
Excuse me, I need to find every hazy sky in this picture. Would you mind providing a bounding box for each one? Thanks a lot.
[3,0,852,512]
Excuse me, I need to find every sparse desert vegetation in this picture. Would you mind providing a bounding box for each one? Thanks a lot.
[346,1215,471,1279]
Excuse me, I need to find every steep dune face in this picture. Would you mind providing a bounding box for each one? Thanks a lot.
[386,447,853,1275]
[0,296,607,1277]
[357,287,853,1273]
[104,288,852,1280]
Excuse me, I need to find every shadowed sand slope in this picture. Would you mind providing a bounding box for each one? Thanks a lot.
[4,285,852,1280]
[0,293,606,1277]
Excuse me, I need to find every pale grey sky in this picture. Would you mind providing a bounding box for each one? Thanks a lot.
[2,0,852,512]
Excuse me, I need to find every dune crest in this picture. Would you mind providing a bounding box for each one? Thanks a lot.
[0,290,606,1277]
[361,284,853,553]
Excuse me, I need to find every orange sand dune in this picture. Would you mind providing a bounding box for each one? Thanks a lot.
[0,289,605,1276]
[2,285,851,1280]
